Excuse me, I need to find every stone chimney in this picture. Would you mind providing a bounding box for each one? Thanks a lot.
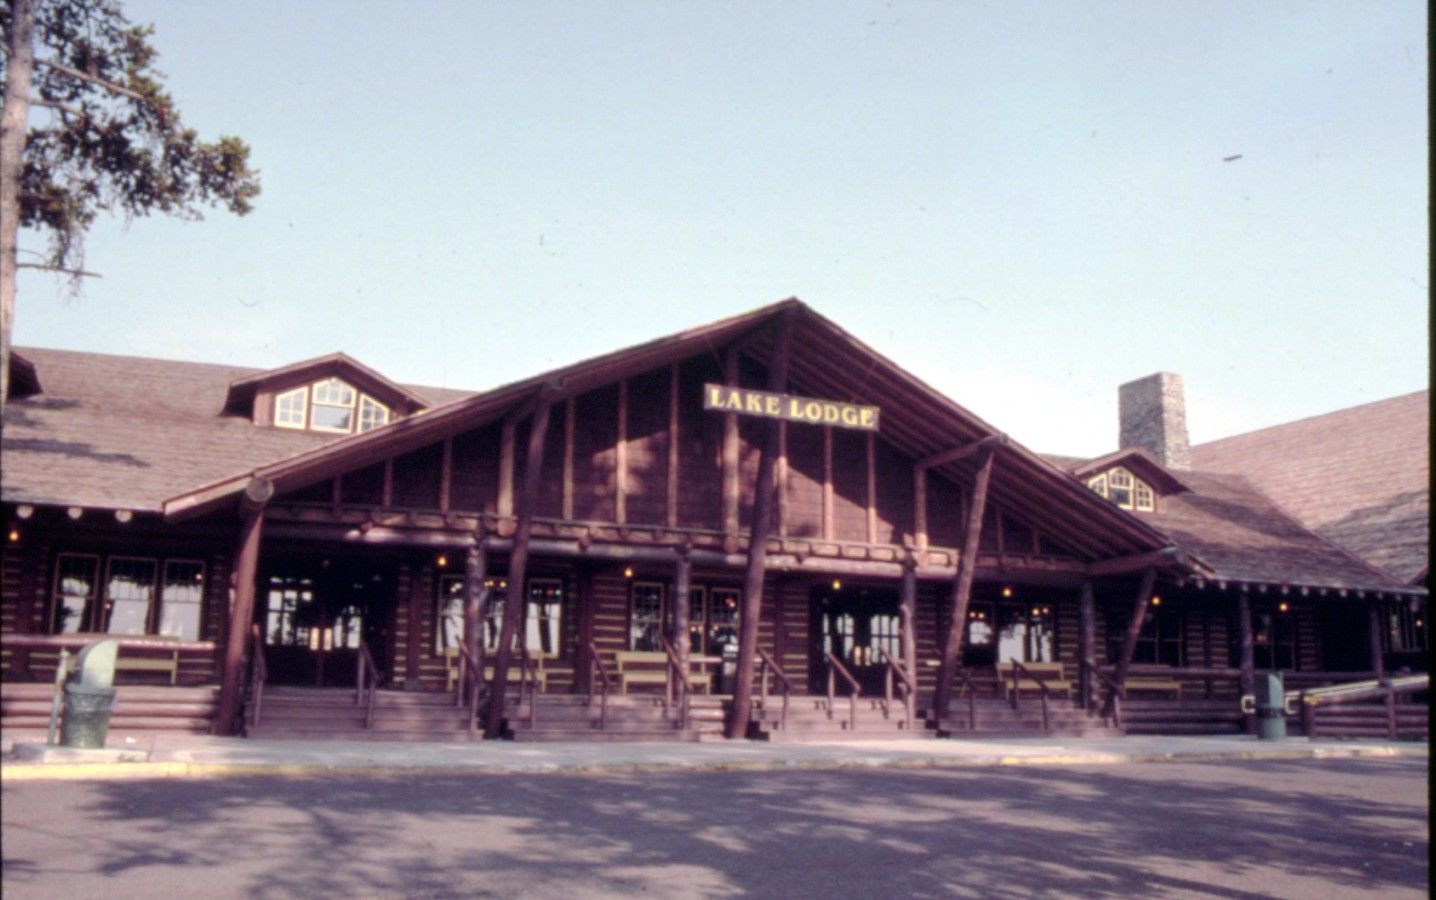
[1118,372,1191,469]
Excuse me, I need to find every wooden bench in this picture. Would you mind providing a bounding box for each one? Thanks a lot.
[996,661,1072,700]
[1122,676,1182,698]
[613,651,672,694]
[444,648,551,693]
[65,633,181,685]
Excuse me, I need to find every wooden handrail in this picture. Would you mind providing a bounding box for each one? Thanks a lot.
[1301,674,1427,706]
[356,642,381,729]
[951,667,978,731]
[826,652,861,732]
[658,634,690,731]
[453,640,484,733]
[6,633,217,653]
[1091,666,1122,728]
[1008,659,1051,733]
[876,648,914,731]
[756,647,792,732]
[586,640,612,731]
[516,646,540,729]
[248,624,268,729]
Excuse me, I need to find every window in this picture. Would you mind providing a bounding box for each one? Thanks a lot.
[275,387,308,429]
[630,582,665,651]
[159,560,206,641]
[358,396,390,433]
[525,580,564,656]
[51,554,204,638]
[441,575,562,656]
[1087,466,1155,511]
[1110,607,1183,666]
[310,378,357,432]
[436,574,465,652]
[997,604,1056,664]
[264,576,315,647]
[1250,606,1297,671]
[1388,604,1427,654]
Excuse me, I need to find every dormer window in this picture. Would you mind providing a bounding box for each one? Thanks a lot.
[274,378,390,435]
[1087,466,1155,512]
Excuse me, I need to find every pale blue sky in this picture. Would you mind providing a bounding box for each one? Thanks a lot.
[14,1,1428,457]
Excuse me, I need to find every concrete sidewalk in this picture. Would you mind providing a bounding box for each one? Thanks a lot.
[2,729,1425,781]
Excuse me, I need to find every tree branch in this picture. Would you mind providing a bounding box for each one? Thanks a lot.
[16,262,102,278]
[30,97,87,118]
[35,57,149,103]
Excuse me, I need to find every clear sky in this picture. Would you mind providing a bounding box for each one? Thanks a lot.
[13,1,1428,458]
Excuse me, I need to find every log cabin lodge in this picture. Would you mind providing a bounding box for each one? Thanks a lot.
[1,299,1427,742]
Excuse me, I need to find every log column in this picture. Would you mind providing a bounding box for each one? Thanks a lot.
[1237,590,1255,734]
[462,539,489,680]
[727,310,797,738]
[1367,603,1386,681]
[215,476,273,736]
[1078,580,1095,710]
[485,395,555,738]
[1110,567,1157,693]
[672,551,692,666]
[899,563,917,679]
[932,440,999,716]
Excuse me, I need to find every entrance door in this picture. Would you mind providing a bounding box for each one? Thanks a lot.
[810,587,901,695]
[259,561,391,686]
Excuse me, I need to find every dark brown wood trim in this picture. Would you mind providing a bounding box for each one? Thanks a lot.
[1078,580,1095,708]
[723,346,740,537]
[381,459,394,508]
[777,421,789,538]
[865,430,877,545]
[900,563,917,676]
[822,425,834,541]
[918,434,1003,471]
[667,363,680,529]
[215,508,263,736]
[438,437,453,513]
[463,539,488,674]
[498,417,516,519]
[563,399,575,521]
[673,551,692,665]
[403,562,422,689]
[616,378,628,525]
[913,467,928,550]
[1238,590,1255,733]
[933,445,996,715]
[1111,566,1158,692]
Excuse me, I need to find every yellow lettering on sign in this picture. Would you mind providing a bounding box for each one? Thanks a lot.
[803,401,821,422]
[745,393,763,414]
[725,392,744,411]
[859,408,876,428]
[841,407,858,426]
[708,385,724,408]
[765,395,781,415]
[822,403,840,424]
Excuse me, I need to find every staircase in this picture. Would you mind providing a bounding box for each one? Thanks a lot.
[935,697,1118,738]
[505,693,721,742]
[747,694,934,742]
[246,687,480,741]
[1,682,218,735]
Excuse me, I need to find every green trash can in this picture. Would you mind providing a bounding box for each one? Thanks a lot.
[1255,672,1287,741]
[60,682,117,749]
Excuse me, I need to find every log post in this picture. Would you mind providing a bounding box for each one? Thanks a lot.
[485,396,555,738]
[932,440,999,716]
[1367,603,1386,681]
[722,346,740,539]
[727,310,797,738]
[1078,580,1095,709]
[215,476,272,736]
[1110,567,1158,693]
[667,363,680,529]
[673,551,692,669]
[1238,590,1255,734]
[899,562,917,680]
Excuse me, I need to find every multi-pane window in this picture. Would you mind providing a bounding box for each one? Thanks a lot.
[997,605,1056,664]
[440,576,563,656]
[630,582,665,651]
[52,554,204,638]
[1087,467,1156,512]
[1388,604,1427,653]
[275,387,308,428]
[1111,607,1182,666]
[525,580,563,656]
[264,576,315,647]
[436,575,465,652]
[159,561,206,641]
[1251,607,1297,671]
[357,396,390,433]
[706,588,740,657]
[310,378,357,432]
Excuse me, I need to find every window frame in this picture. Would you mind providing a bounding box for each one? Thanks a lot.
[274,386,309,430]
[101,555,160,636]
[1087,466,1156,512]
[158,559,207,641]
[629,581,666,651]
[309,377,359,434]
[51,552,101,634]
[357,395,391,433]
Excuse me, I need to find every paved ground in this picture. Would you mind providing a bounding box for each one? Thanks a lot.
[2,755,1427,898]
[1,729,1425,780]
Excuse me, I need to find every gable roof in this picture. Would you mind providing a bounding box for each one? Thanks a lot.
[222,351,433,416]
[1,347,472,512]
[161,298,1176,563]
[1190,391,1429,584]
[1069,447,1193,495]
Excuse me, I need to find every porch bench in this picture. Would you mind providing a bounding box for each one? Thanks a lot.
[443,648,550,693]
[64,633,181,685]
[995,661,1072,700]
[1121,676,1182,698]
[611,648,712,697]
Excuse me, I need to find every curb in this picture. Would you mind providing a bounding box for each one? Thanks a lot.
[1,744,1424,782]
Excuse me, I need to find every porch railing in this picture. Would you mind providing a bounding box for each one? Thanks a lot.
[876,648,915,731]
[586,640,613,731]
[1300,673,1429,740]
[826,652,861,731]
[1008,658,1052,733]
[248,624,268,728]
[756,646,793,732]
[356,642,381,729]
[658,635,690,731]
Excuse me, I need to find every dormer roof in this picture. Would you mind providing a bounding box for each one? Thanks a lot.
[1071,447,1193,496]
[222,351,431,418]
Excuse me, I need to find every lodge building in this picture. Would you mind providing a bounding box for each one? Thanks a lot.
[1,300,1427,742]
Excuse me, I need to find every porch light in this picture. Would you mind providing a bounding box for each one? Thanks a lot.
[7,528,18,543]
[437,554,448,568]
[1001,586,1013,598]
[623,568,633,579]
[832,580,842,591]
[15,505,33,519]
[1151,596,1162,606]
[1278,602,1290,613]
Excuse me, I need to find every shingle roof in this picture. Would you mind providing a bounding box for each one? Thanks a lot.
[1189,391,1429,584]
[1,347,473,512]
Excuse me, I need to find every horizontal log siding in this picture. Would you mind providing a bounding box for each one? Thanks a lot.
[915,583,945,695]
[389,564,417,687]
[775,579,810,687]
[624,368,671,527]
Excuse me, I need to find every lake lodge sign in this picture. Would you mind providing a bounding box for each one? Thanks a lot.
[703,384,880,432]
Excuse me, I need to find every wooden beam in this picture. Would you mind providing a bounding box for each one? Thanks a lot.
[438,438,453,513]
[1111,567,1158,693]
[562,399,575,521]
[381,459,394,508]
[672,551,692,669]
[330,476,342,514]
[728,309,798,738]
[865,430,877,545]
[1088,547,1186,577]
[498,417,516,519]
[485,394,555,737]
[722,346,740,537]
[918,434,1006,471]
[822,425,834,541]
[616,378,628,524]
[463,538,489,682]
[913,467,928,550]
[667,363,680,529]
[932,444,997,715]
[215,507,264,736]
[777,420,789,538]
[899,563,917,677]
[1238,590,1255,733]
[1368,603,1386,681]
